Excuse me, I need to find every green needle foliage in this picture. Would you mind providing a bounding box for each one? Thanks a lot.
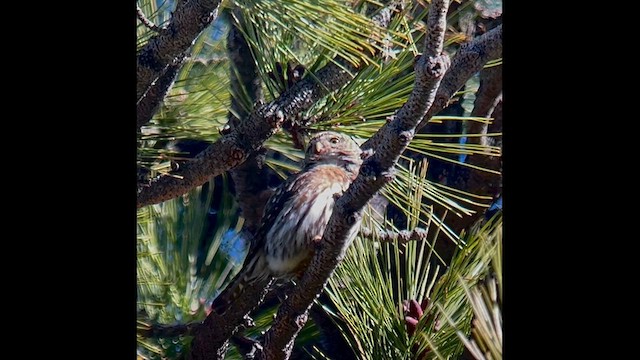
[137,177,245,359]
[455,217,502,360]
[137,0,502,358]
[326,202,502,359]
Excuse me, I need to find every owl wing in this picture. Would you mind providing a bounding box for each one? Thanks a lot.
[241,170,303,264]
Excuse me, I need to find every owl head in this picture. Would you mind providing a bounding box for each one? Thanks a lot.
[304,131,363,174]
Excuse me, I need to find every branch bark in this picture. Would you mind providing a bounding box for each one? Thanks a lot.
[258,1,451,359]
[137,0,223,128]
[137,59,185,128]
[137,5,162,32]
[188,277,274,360]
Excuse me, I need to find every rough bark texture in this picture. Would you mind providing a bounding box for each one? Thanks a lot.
[137,59,185,128]
[257,1,451,359]
[137,0,223,127]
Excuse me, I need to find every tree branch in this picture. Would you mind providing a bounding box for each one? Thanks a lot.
[137,60,356,208]
[359,226,431,244]
[137,5,163,32]
[137,0,223,128]
[137,58,185,128]
[362,24,503,151]
[188,277,274,360]
[258,1,451,359]
[467,64,502,145]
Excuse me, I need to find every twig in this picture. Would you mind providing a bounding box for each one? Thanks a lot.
[418,24,502,129]
[137,5,162,32]
[360,226,431,244]
[258,1,452,359]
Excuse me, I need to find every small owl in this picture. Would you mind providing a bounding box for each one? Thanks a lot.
[212,131,363,314]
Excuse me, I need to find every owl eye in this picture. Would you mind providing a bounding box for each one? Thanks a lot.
[329,137,340,144]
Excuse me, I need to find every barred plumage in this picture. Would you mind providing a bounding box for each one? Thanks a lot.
[212,131,363,314]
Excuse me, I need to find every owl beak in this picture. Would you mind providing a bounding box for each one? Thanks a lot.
[314,141,324,154]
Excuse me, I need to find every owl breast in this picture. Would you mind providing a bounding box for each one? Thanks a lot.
[263,165,351,276]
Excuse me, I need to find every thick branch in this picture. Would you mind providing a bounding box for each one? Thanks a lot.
[188,277,274,360]
[258,1,451,359]
[137,0,222,127]
[467,65,502,145]
[362,24,503,151]
[360,226,431,244]
[137,59,185,128]
[137,61,356,208]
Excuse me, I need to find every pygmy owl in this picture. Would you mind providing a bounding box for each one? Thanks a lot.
[212,131,364,314]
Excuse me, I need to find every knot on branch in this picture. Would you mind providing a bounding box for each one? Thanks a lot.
[296,312,309,327]
[381,168,396,184]
[424,54,451,78]
[262,104,286,128]
[398,130,414,146]
[347,212,360,226]
[243,314,256,328]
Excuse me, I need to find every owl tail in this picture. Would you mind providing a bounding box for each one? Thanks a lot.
[211,252,271,315]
